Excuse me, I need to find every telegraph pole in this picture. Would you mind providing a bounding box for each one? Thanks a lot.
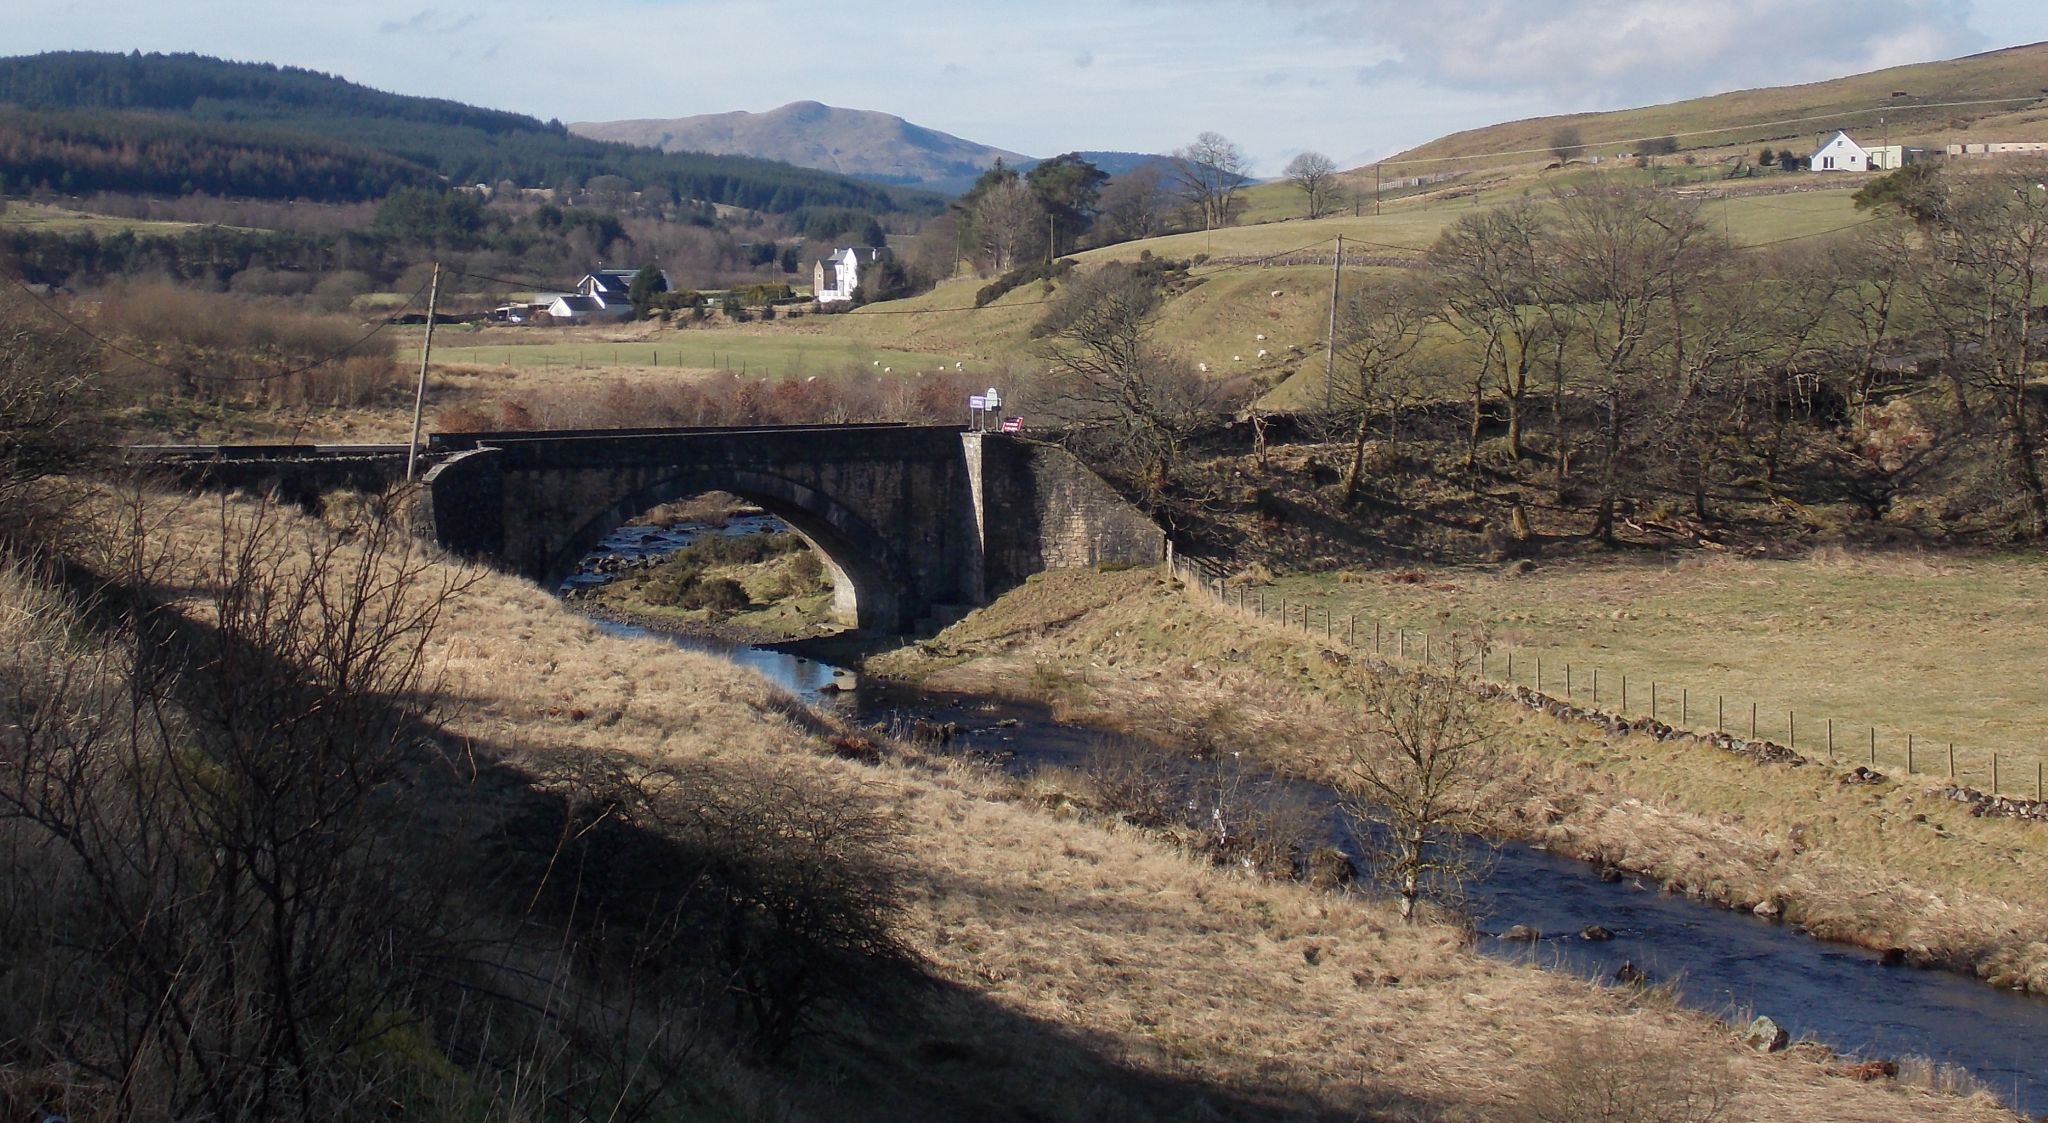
[1375,163,1382,216]
[1323,235,1342,412]
[405,261,441,481]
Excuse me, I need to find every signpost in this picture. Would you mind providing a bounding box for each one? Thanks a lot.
[968,387,1003,431]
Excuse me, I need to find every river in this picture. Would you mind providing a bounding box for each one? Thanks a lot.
[573,522,2048,1113]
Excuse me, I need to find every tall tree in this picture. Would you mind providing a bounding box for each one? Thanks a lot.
[1327,275,1436,505]
[1545,185,1729,542]
[1173,132,1248,230]
[1284,151,1340,219]
[1906,167,2048,537]
[1096,164,1170,245]
[1025,153,1107,258]
[1426,199,1551,464]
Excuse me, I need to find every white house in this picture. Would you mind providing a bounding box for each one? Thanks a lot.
[1810,131,1871,172]
[813,246,887,305]
[575,268,671,319]
[545,294,609,322]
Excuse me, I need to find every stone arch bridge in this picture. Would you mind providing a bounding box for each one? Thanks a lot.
[412,423,1164,631]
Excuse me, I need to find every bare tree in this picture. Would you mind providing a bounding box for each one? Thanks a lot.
[1097,164,1171,245]
[1545,185,1729,541]
[972,176,1046,275]
[1426,199,1552,465]
[1549,125,1587,163]
[1902,165,2048,537]
[1173,131,1249,230]
[1284,151,1340,219]
[1326,275,1437,505]
[1339,635,1499,924]
[1031,262,1238,501]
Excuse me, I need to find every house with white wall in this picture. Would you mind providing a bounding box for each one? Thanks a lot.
[1810,131,1871,172]
[813,246,887,305]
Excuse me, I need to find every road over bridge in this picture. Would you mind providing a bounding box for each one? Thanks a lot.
[417,423,1164,632]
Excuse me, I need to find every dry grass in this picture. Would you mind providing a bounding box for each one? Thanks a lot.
[882,567,2048,998]
[22,493,2021,1120]
[1263,549,2048,787]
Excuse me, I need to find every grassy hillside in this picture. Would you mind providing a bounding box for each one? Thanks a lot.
[815,181,1866,389]
[1384,41,2048,175]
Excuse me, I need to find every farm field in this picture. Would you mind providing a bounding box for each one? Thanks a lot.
[1256,550,2048,787]
[0,201,223,236]
[427,326,981,381]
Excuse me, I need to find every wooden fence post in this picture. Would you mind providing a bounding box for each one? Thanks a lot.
[1908,734,1915,774]
[1592,668,1599,704]
[1948,742,1955,780]
[1565,664,1572,700]
[1826,719,1835,762]
[1651,682,1658,720]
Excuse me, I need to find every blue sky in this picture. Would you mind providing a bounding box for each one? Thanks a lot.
[9,0,2046,174]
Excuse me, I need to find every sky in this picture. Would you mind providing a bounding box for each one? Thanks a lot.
[8,0,2047,175]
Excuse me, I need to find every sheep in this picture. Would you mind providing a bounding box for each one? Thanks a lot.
[1198,362,1210,373]
[1270,290,1284,298]
[1256,333,1267,341]
[1257,349,1269,358]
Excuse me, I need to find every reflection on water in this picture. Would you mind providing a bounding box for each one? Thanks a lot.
[591,607,2048,1114]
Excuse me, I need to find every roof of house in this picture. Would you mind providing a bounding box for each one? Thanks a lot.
[551,295,604,312]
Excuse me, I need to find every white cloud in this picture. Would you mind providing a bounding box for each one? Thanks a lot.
[1266,0,1983,103]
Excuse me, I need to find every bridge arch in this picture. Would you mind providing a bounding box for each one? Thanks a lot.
[552,468,907,631]
[415,424,1167,635]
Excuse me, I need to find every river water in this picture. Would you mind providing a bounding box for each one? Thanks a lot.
[573,523,2048,1112]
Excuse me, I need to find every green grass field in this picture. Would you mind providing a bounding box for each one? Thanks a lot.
[1249,550,2048,788]
[429,329,980,380]
[821,180,1867,375]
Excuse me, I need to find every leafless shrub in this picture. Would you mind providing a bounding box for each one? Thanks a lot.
[1077,735,1185,828]
[94,283,402,409]
[1515,1020,1733,1123]
[509,754,915,1062]
[0,289,100,545]
[0,489,462,1120]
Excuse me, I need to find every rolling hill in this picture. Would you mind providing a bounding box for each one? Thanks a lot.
[573,101,1031,194]
[1383,40,2048,173]
[0,52,940,214]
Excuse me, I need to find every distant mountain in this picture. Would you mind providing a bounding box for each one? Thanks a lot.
[1385,40,2048,171]
[573,101,1035,195]
[0,52,938,213]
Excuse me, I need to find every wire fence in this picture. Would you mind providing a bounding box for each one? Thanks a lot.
[1165,550,2046,805]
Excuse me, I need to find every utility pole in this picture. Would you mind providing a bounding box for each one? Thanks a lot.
[1375,163,1382,216]
[1323,235,1342,412]
[405,261,441,481]
[1048,212,1056,264]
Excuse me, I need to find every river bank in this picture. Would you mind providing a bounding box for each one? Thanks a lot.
[866,568,2048,999]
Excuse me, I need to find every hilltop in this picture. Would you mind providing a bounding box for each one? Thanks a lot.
[573,101,1031,194]
[1382,40,2048,174]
